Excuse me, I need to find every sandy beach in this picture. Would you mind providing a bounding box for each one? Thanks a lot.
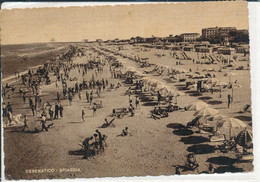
[2,42,253,180]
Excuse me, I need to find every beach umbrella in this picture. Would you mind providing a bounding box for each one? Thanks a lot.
[218,118,247,139]
[224,72,236,77]
[224,72,236,84]
[215,81,228,87]
[154,82,169,91]
[206,78,219,85]
[208,114,226,121]
[186,101,209,111]
[203,84,211,91]
[232,83,242,88]
[235,129,253,148]
[169,89,184,97]
[142,77,150,83]
[187,84,197,90]
[194,107,219,117]
[175,68,188,74]
[207,68,214,72]
[134,70,145,77]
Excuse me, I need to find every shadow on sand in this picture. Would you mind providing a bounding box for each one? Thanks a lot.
[180,136,210,144]
[163,78,176,83]
[166,123,186,129]
[142,102,158,106]
[207,100,223,105]
[189,92,202,97]
[69,149,96,159]
[234,115,252,122]
[206,156,238,165]
[173,129,193,136]
[214,165,244,173]
[187,144,216,154]
[68,122,83,124]
[198,96,213,101]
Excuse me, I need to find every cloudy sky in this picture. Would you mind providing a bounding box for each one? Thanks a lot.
[0,2,249,44]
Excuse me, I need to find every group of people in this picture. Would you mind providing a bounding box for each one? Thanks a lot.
[80,129,107,157]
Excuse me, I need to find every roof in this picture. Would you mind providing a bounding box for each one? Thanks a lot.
[181,33,200,36]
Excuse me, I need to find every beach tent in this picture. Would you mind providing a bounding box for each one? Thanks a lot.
[194,107,219,117]
[235,129,253,148]
[186,101,209,111]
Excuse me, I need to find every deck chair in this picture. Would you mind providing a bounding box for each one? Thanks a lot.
[239,104,251,113]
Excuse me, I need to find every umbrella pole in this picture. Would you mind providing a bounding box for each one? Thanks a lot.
[244,128,247,154]
[219,85,222,98]
[229,123,232,140]
[232,87,234,103]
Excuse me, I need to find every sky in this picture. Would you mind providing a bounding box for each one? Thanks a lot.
[0,2,249,45]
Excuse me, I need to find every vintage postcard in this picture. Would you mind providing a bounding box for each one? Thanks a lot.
[0,2,253,180]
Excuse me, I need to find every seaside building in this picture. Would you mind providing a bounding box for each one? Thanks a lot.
[195,46,212,53]
[236,29,249,35]
[217,47,235,55]
[235,45,249,54]
[202,26,236,39]
[96,39,103,43]
[179,33,200,42]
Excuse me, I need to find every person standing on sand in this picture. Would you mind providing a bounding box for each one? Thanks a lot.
[57,92,61,102]
[7,102,12,114]
[82,110,85,122]
[86,91,89,103]
[2,103,6,117]
[78,91,82,100]
[68,94,73,106]
[23,92,26,103]
[22,115,29,131]
[7,111,12,126]
[41,116,48,131]
[59,104,63,118]
[31,104,35,116]
[54,103,59,119]
[29,97,33,108]
[157,91,162,106]
[228,94,231,108]
[49,106,54,120]
[135,97,139,108]
[93,103,97,117]
[96,89,100,98]
[89,95,93,105]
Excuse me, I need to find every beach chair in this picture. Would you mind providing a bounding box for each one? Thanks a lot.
[239,104,251,113]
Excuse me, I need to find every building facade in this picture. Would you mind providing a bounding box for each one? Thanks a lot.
[202,27,237,39]
[179,33,200,42]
